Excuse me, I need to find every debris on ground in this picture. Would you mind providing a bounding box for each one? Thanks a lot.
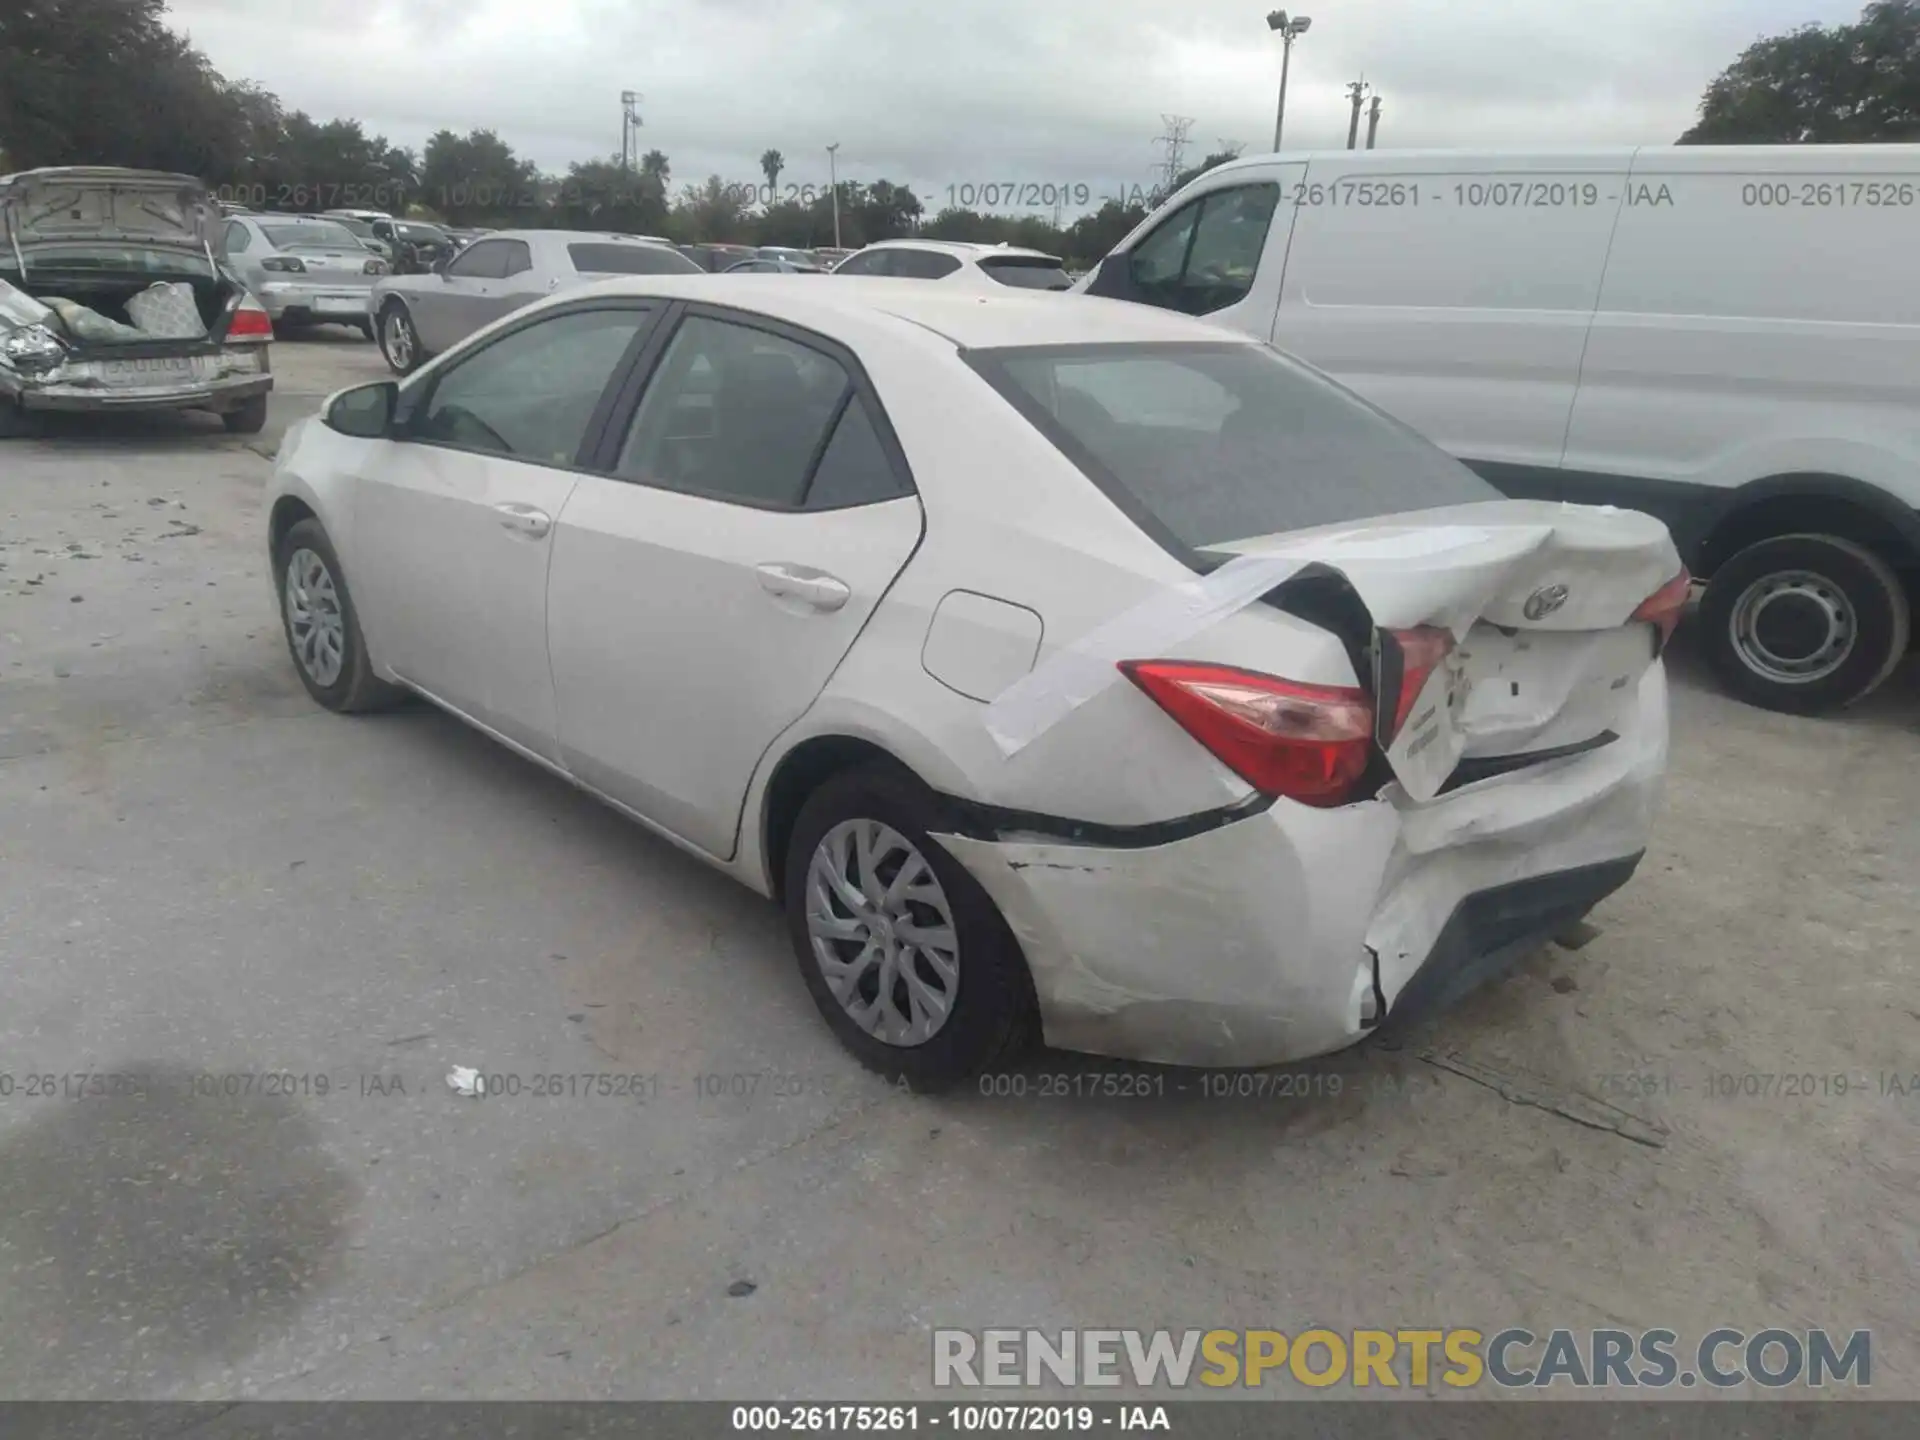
[446,1065,484,1098]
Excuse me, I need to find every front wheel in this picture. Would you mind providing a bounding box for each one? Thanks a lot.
[784,764,1037,1092]
[273,518,405,713]
[1698,533,1910,714]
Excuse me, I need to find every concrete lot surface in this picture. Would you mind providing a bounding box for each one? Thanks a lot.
[2,336,1917,1400]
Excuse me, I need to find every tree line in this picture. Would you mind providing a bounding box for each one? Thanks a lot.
[5,0,1916,268]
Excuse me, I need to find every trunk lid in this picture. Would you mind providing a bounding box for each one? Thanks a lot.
[0,168,221,259]
[1211,499,1682,802]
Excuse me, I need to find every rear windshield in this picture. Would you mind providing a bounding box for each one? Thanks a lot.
[966,342,1498,551]
[392,224,448,243]
[567,243,703,275]
[980,256,1074,291]
[263,222,361,249]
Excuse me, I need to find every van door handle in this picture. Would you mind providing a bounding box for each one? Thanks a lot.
[493,503,551,538]
[757,563,850,612]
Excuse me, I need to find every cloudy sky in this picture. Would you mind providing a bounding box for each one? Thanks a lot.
[168,0,1859,210]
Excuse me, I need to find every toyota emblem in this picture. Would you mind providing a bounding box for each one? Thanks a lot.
[1523,583,1570,621]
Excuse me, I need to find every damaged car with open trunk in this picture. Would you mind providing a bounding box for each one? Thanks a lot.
[0,166,275,437]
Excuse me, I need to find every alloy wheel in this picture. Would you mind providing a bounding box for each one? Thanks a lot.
[804,819,960,1047]
[284,547,346,687]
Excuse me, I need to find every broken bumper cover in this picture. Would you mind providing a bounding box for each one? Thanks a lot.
[937,664,1667,1069]
[6,361,271,414]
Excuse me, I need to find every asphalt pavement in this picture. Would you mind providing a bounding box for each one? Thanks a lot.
[1,336,1917,1400]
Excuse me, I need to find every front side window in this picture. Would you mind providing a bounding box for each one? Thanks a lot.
[613,315,855,507]
[411,307,654,465]
[1128,183,1280,316]
[832,250,891,277]
[447,241,510,279]
[967,341,1498,551]
[501,240,534,276]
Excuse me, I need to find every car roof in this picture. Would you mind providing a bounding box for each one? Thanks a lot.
[561,274,1258,350]
[474,229,677,247]
[858,239,1059,262]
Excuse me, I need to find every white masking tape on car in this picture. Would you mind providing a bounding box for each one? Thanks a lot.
[983,551,1316,757]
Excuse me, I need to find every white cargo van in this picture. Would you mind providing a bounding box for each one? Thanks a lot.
[1079,145,1920,714]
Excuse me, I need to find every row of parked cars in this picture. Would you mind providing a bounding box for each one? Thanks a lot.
[7,152,1914,721]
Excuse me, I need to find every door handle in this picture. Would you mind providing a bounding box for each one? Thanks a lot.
[756,563,850,612]
[493,503,552,538]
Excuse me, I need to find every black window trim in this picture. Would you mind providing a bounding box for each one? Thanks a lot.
[580,300,920,514]
[392,297,667,474]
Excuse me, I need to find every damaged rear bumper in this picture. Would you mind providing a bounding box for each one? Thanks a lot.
[6,361,271,414]
[935,664,1667,1069]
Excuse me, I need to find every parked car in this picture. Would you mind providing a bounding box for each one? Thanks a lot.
[756,245,823,267]
[309,213,395,266]
[223,213,386,338]
[368,229,700,374]
[368,218,456,274]
[678,242,760,272]
[265,276,1681,1088]
[0,166,275,436]
[831,240,1074,290]
[725,257,827,274]
[813,247,856,267]
[1081,143,1920,715]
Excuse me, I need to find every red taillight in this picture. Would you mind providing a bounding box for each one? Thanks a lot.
[1381,625,1456,744]
[226,305,273,341]
[1631,569,1691,649]
[1118,660,1374,808]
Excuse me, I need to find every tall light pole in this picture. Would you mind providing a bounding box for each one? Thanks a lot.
[826,142,842,248]
[1266,11,1312,153]
[620,90,640,172]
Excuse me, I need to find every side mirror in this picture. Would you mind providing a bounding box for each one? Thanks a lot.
[325,381,398,439]
[432,254,452,276]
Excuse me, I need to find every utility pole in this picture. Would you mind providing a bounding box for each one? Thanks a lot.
[1153,114,1195,202]
[1266,11,1313,153]
[1345,78,1369,150]
[620,90,641,172]
[1365,95,1382,149]
[826,142,841,248]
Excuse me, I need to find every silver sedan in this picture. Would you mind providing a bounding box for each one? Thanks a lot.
[368,229,702,375]
[221,214,388,338]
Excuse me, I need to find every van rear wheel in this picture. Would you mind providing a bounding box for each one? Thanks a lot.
[1699,533,1909,714]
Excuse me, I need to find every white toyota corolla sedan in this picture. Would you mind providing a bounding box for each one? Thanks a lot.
[265,275,1684,1090]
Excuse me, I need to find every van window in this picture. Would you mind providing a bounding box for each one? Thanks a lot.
[1127,184,1280,316]
[966,341,1499,551]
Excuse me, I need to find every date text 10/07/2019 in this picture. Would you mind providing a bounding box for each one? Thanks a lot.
[730,1405,1170,1432]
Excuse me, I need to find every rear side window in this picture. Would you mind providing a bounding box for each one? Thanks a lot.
[1128,183,1281,316]
[804,398,912,509]
[568,243,703,275]
[980,256,1073,291]
[891,250,963,279]
[966,341,1498,551]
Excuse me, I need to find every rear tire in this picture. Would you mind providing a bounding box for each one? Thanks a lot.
[0,395,34,439]
[222,395,268,434]
[1698,533,1910,714]
[784,763,1037,1092]
[378,302,426,375]
[273,518,405,714]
